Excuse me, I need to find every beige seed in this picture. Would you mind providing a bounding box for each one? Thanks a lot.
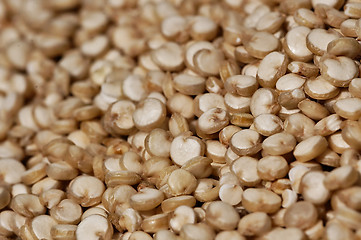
[215,231,245,240]
[306,28,340,56]
[262,132,297,155]
[237,212,272,237]
[205,140,227,164]
[189,16,218,41]
[82,206,108,220]
[284,113,315,141]
[340,149,361,168]
[324,220,355,240]
[334,97,361,120]
[117,207,142,232]
[31,177,61,196]
[11,183,29,197]
[10,194,46,218]
[244,5,271,28]
[320,56,359,87]
[103,100,136,136]
[105,170,142,187]
[230,129,262,156]
[327,37,361,59]
[21,162,47,186]
[262,227,307,240]
[122,74,148,102]
[151,42,184,71]
[67,175,105,207]
[181,156,213,179]
[194,93,226,118]
[169,206,196,233]
[219,184,243,206]
[341,120,361,150]
[185,41,215,70]
[256,11,285,33]
[224,93,251,114]
[143,157,172,178]
[324,165,359,191]
[193,48,224,77]
[6,40,31,70]
[278,89,306,110]
[344,2,361,18]
[294,135,328,162]
[167,169,197,196]
[294,8,324,29]
[46,161,78,181]
[153,230,178,240]
[170,132,205,166]
[231,156,260,187]
[145,128,172,158]
[205,76,224,95]
[59,50,89,80]
[128,231,153,240]
[283,26,313,62]
[349,78,361,98]
[81,35,108,58]
[225,75,259,97]
[161,15,189,42]
[206,201,240,231]
[315,143,341,167]
[284,201,318,230]
[50,199,82,224]
[338,186,361,211]
[161,195,196,213]
[276,73,306,92]
[141,213,169,233]
[76,214,113,240]
[230,112,253,130]
[39,189,66,210]
[341,19,358,37]
[219,125,242,146]
[133,98,166,132]
[242,188,281,214]
[241,61,260,77]
[0,158,26,184]
[300,171,330,205]
[329,132,352,154]
[222,23,244,46]
[257,52,288,88]
[244,31,280,59]
[167,93,195,119]
[287,61,319,78]
[102,185,137,213]
[0,187,11,210]
[315,4,348,28]
[180,223,216,240]
[257,156,289,181]
[194,178,220,202]
[304,76,340,101]
[173,73,205,96]
[314,114,342,137]
[168,113,189,137]
[198,108,229,134]
[29,215,58,240]
[51,224,77,240]
[250,88,280,117]
[304,220,324,240]
[298,99,329,121]
[130,188,164,211]
[282,189,298,208]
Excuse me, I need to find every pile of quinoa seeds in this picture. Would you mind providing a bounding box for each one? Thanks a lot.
[1,0,361,239]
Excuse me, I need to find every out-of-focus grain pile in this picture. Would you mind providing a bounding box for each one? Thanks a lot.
[1,0,361,239]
